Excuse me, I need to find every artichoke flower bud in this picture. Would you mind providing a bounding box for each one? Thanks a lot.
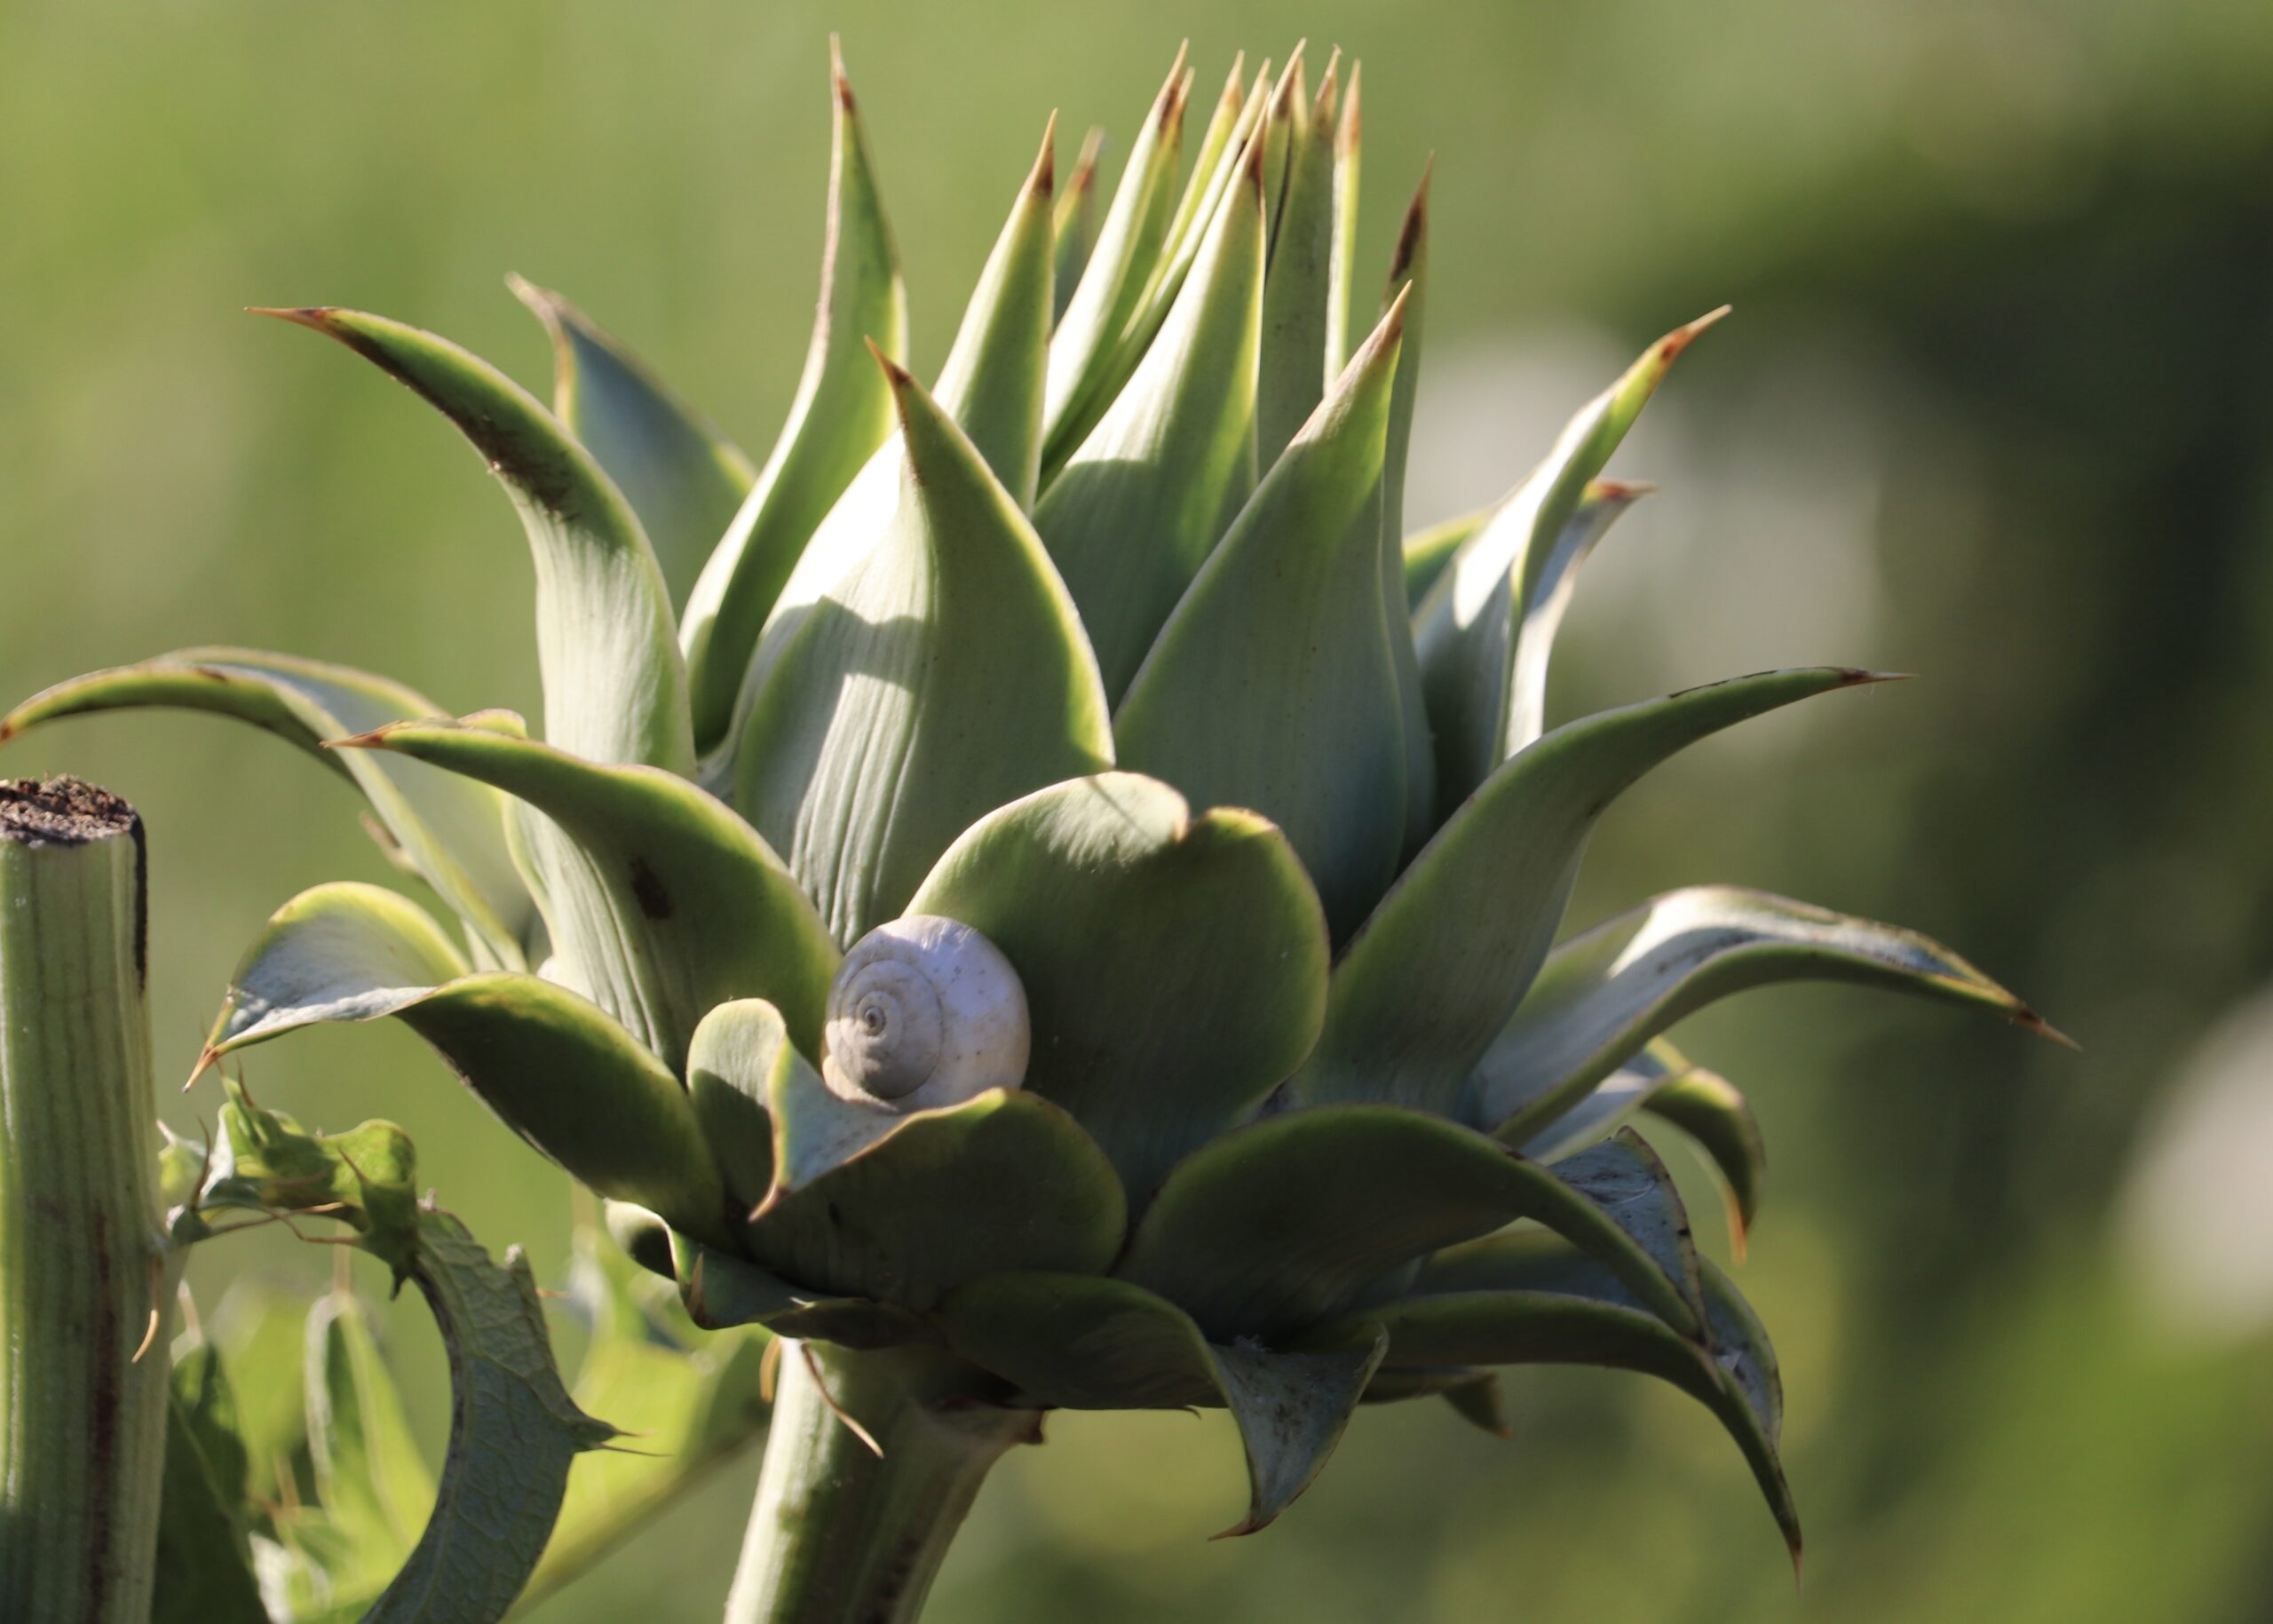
[823,915,1029,1110]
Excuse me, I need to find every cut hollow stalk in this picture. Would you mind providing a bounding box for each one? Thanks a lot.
[0,778,166,1622]
[724,1343,1034,1624]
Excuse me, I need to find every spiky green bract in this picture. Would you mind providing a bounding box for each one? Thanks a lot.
[1043,50,1192,470]
[929,122,1058,508]
[511,278,756,609]
[730,357,1113,945]
[937,1272,1387,1536]
[200,884,730,1248]
[683,49,907,751]
[1034,132,1266,699]
[257,307,693,776]
[337,715,837,1073]
[1255,54,1340,468]
[1414,310,1725,808]
[1479,884,2055,1142]
[1323,62,1361,380]
[907,772,1329,1207]
[1115,293,1409,939]
[1051,127,1105,320]
[1358,1232,1800,1563]
[1376,170,1436,851]
[1295,669,1890,1118]
[0,649,535,966]
[1118,1107,1704,1343]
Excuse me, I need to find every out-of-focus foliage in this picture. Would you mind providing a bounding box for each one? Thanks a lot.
[4,2,2270,1620]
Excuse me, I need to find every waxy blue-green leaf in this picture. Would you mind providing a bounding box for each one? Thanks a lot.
[1256,54,1341,468]
[1377,1232,1798,1563]
[686,998,802,1211]
[1323,62,1362,380]
[1647,1062,1767,1254]
[510,278,756,610]
[1051,127,1105,321]
[1295,668,1893,1118]
[302,1284,437,1597]
[1401,507,1485,607]
[907,772,1329,1206]
[747,1051,1126,1308]
[1517,1035,1697,1159]
[0,648,534,966]
[730,356,1113,944]
[682,46,907,751]
[1414,310,1724,806]
[1376,169,1437,850]
[1479,884,2060,1143]
[200,888,731,1247]
[1042,49,1191,470]
[936,1271,1387,1535]
[261,308,693,775]
[1500,479,1651,754]
[1115,293,1409,939]
[338,716,836,1072]
[363,1210,620,1624]
[1034,131,1265,699]
[1118,1105,1704,1343]
[520,1209,772,1611]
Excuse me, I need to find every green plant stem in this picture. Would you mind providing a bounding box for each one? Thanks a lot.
[722,1341,1035,1624]
[0,778,166,1621]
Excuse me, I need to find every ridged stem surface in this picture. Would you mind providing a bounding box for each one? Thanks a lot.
[724,1342,1031,1624]
[0,778,164,1622]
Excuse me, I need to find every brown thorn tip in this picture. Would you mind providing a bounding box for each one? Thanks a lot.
[184,1046,219,1093]
[1657,304,1734,363]
[802,1343,885,1457]
[830,37,854,110]
[862,335,912,390]
[2023,1010,2083,1050]
[1032,112,1057,193]
[248,306,337,331]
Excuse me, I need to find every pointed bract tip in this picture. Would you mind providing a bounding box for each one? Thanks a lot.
[185,1045,219,1093]
[248,305,340,333]
[1030,112,1058,196]
[1339,60,1362,147]
[320,723,398,752]
[1844,668,1913,686]
[865,334,915,395]
[1209,1513,1268,1541]
[2019,1009,2083,1050]
[830,36,857,114]
[1656,304,1733,365]
[1218,52,1248,110]
[1726,1197,1751,1263]
[1315,47,1342,119]
[1151,42,1192,126]
[1589,477,1658,503]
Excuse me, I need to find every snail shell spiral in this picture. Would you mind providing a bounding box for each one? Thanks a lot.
[821,915,1030,1112]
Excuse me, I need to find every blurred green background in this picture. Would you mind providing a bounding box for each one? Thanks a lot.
[6,1,2273,1619]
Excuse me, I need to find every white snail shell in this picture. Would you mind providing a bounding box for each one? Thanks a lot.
[821,915,1030,1112]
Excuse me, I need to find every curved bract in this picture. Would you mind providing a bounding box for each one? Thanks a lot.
[4,42,2071,1585]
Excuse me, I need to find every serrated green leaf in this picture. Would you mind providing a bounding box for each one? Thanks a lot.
[1118,1105,1703,1343]
[1115,295,1408,939]
[747,1064,1126,1309]
[362,1210,619,1623]
[907,772,1327,1207]
[1401,507,1484,608]
[1042,50,1191,470]
[338,716,836,1073]
[519,1212,772,1610]
[681,46,907,751]
[1051,127,1105,321]
[1035,132,1264,699]
[1414,310,1724,807]
[0,648,534,966]
[201,899,729,1246]
[303,1285,437,1593]
[510,278,756,609]
[153,1394,267,1624]
[1369,1232,1799,1562]
[1295,669,1892,1118]
[935,1270,1385,1535]
[262,308,692,775]
[1480,884,2057,1143]
[728,356,1113,944]
[1255,55,1341,467]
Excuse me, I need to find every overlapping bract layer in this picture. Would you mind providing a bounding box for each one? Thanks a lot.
[1,41,2064,1553]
